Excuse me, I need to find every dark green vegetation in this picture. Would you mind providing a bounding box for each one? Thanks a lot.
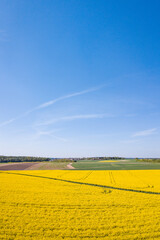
[72,159,160,170]
[0,156,51,163]
[52,159,73,162]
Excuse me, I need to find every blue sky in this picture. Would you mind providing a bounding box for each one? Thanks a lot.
[0,0,160,157]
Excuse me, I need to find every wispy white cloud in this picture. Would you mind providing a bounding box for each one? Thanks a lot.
[37,113,114,126]
[0,118,16,127]
[27,85,105,113]
[34,129,67,142]
[0,85,105,127]
[132,128,157,137]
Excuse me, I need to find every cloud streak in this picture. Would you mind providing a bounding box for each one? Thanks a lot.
[37,113,114,126]
[132,128,157,137]
[28,85,105,113]
[0,85,104,127]
[34,129,67,142]
[0,118,16,127]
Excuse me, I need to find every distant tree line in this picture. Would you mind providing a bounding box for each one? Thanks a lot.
[53,157,125,162]
[52,159,73,162]
[0,155,125,163]
[0,156,51,163]
[136,158,160,163]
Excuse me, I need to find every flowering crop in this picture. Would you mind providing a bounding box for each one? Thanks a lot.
[0,170,160,239]
[99,160,120,162]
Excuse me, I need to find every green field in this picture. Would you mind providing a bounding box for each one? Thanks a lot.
[72,159,160,170]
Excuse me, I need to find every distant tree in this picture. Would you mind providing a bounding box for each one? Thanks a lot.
[0,156,51,163]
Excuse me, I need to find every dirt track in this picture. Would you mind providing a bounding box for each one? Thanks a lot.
[0,162,39,170]
[67,163,75,169]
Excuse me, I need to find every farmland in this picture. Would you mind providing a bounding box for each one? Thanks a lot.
[72,159,160,170]
[1,169,160,239]
[1,158,160,171]
[0,161,71,171]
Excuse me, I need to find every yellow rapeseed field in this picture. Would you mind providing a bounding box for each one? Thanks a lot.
[0,170,160,239]
[99,160,120,162]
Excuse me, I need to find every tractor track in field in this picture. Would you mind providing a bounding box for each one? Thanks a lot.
[1,171,160,195]
[109,171,116,185]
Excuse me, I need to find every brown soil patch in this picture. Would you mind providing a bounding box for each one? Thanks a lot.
[0,162,39,170]
[25,162,45,170]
